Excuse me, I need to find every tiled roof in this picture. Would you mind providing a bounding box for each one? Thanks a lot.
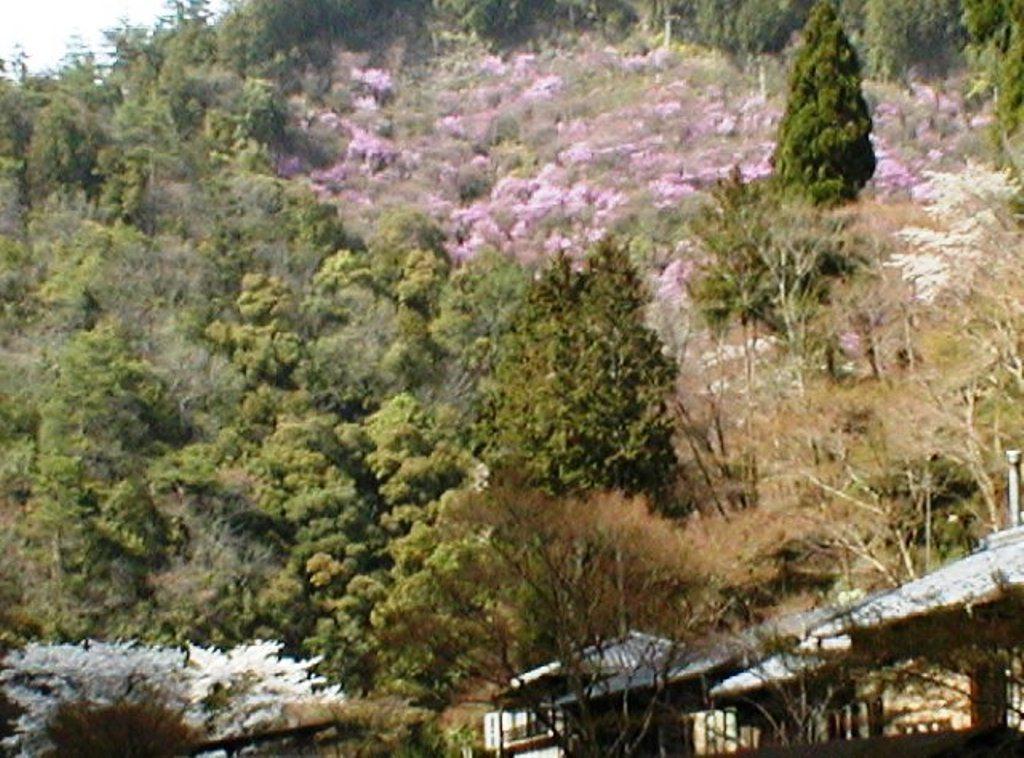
[511,631,678,690]
[810,526,1024,641]
[709,527,1024,698]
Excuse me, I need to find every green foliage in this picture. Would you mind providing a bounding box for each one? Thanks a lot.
[970,1,1024,141]
[365,395,470,525]
[965,0,1014,51]
[238,78,288,147]
[207,273,303,387]
[774,0,876,206]
[38,324,185,474]
[0,0,992,724]
[0,80,34,194]
[691,172,859,354]
[218,0,430,72]
[693,0,811,57]
[373,478,693,712]
[998,21,1024,138]
[25,325,184,636]
[863,0,964,79]
[481,241,677,497]
[436,0,546,38]
[219,0,347,72]
[27,96,106,201]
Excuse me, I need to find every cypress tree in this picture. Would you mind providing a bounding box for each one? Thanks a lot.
[774,0,876,206]
[479,241,678,498]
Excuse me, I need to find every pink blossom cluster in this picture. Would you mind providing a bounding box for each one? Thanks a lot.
[479,55,509,76]
[560,143,595,164]
[446,163,626,262]
[653,100,683,119]
[276,155,307,179]
[737,95,780,132]
[351,67,395,103]
[874,101,904,123]
[873,144,920,195]
[522,74,564,102]
[741,145,774,182]
[839,330,862,358]
[353,95,379,112]
[650,175,698,207]
[310,161,350,190]
[285,39,988,270]
[512,53,538,79]
[438,114,467,138]
[345,124,400,172]
[648,150,772,208]
[862,79,990,198]
[316,111,346,132]
[684,100,774,141]
[970,113,995,129]
[618,48,673,73]
[910,83,961,117]
[308,116,405,194]
[655,258,697,304]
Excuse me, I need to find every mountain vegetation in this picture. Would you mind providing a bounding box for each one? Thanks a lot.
[0,0,1023,751]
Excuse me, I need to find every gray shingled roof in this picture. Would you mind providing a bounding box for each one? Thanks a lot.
[710,654,822,698]
[710,636,852,698]
[511,631,678,690]
[552,608,853,706]
[810,527,1024,641]
[710,527,1024,698]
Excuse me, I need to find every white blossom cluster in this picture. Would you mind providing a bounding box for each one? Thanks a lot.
[1,640,344,756]
[186,641,343,737]
[889,164,1020,303]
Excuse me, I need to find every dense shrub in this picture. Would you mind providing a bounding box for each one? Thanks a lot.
[46,701,196,758]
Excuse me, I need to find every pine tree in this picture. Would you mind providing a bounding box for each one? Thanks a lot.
[774,0,876,206]
[480,241,678,497]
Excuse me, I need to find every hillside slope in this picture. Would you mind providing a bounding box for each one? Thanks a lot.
[286,38,989,267]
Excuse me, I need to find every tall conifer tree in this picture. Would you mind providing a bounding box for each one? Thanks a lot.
[479,241,677,497]
[774,0,876,206]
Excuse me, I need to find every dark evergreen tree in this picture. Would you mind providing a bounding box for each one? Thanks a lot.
[774,0,876,206]
[480,241,678,498]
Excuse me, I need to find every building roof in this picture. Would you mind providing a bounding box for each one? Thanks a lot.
[710,653,823,699]
[809,526,1024,642]
[505,528,1024,706]
[510,631,679,693]
[550,608,852,706]
[710,636,852,699]
[709,527,1024,698]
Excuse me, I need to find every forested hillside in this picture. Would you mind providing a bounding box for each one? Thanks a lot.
[2,0,1024,752]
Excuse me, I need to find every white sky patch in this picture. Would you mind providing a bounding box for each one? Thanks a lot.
[0,0,226,73]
